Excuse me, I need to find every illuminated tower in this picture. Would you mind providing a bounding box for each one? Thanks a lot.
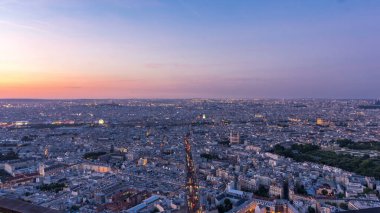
[44,146,49,158]
[184,134,201,213]
[316,118,324,126]
[39,163,45,177]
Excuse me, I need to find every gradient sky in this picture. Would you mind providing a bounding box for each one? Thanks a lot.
[0,0,379,99]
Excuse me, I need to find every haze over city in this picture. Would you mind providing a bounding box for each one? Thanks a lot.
[1,0,379,99]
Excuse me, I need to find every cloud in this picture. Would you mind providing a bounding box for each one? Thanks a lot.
[145,63,197,69]
[64,86,82,89]
[223,77,264,82]
[0,20,49,33]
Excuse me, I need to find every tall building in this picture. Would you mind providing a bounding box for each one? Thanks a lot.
[269,184,283,198]
[44,146,49,158]
[316,118,329,126]
[316,118,324,126]
[229,132,240,144]
[138,158,148,166]
[38,163,45,177]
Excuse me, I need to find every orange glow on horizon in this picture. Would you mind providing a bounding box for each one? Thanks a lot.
[0,71,195,99]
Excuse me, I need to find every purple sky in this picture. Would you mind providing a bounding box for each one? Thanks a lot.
[0,0,379,99]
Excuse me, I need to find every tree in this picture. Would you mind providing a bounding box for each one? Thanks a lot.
[337,193,345,199]
[151,207,159,213]
[70,205,80,212]
[295,182,307,195]
[217,199,233,213]
[217,205,225,213]
[308,206,316,213]
[224,198,233,211]
[24,192,32,196]
[283,180,289,200]
[0,151,19,161]
[321,189,328,196]
[272,144,380,179]
[21,135,35,142]
[364,187,373,194]
[37,183,66,193]
[339,203,348,210]
[255,185,269,197]
[83,152,106,160]
[207,196,212,205]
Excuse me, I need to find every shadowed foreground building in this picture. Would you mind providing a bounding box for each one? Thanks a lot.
[344,208,380,213]
[0,197,62,213]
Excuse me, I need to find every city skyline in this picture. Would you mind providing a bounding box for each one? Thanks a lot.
[1,0,380,99]
[0,99,379,212]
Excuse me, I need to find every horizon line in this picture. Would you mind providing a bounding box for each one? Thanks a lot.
[0,97,378,101]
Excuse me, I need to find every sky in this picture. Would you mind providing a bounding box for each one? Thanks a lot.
[0,0,379,99]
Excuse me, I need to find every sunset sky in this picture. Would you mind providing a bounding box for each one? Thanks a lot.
[0,0,379,99]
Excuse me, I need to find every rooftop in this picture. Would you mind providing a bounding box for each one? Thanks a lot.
[0,197,63,213]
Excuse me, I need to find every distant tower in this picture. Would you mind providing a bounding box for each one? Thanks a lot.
[229,132,240,144]
[44,146,49,158]
[316,118,325,126]
[282,179,289,200]
[39,163,45,177]
[234,173,239,190]
[146,128,152,137]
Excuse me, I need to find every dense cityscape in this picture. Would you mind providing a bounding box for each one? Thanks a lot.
[0,99,379,213]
